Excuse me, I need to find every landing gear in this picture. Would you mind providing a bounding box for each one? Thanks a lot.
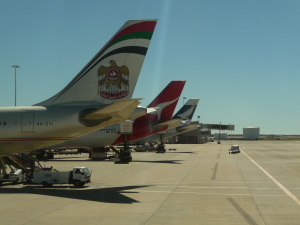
[0,157,7,175]
[119,134,132,162]
[156,144,166,153]
[156,133,166,153]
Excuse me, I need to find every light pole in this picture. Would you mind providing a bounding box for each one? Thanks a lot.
[198,116,201,143]
[12,65,20,106]
[183,97,186,106]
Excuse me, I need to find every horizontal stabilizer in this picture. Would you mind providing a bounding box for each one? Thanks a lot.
[152,118,183,131]
[176,124,198,133]
[127,106,156,120]
[146,107,158,114]
[83,99,142,120]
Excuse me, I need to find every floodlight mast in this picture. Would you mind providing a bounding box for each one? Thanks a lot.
[12,65,20,106]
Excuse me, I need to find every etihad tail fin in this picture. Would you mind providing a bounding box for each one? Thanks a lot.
[35,20,157,106]
[172,98,200,120]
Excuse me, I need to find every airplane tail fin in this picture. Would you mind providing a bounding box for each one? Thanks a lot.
[172,98,200,120]
[112,80,186,145]
[145,80,186,122]
[35,20,158,106]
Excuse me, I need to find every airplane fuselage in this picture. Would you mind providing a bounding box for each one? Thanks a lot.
[36,116,169,150]
[50,124,121,149]
[0,106,129,155]
[130,128,177,144]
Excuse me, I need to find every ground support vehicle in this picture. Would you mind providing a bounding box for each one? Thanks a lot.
[156,144,166,153]
[54,150,82,155]
[0,169,25,185]
[24,167,91,187]
[229,145,240,154]
[134,144,150,152]
[90,151,107,160]
[89,147,116,160]
[34,151,54,160]
[118,148,132,162]
[134,146,147,152]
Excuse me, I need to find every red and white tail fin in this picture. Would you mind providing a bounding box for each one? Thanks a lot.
[112,80,186,145]
[135,80,186,124]
[35,20,158,106]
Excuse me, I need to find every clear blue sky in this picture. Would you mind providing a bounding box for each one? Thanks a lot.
[1,0,300,135]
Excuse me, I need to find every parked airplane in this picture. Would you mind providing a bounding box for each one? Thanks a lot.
[0,20,157,156]
[35,81,186,151]
[130,98,200,145]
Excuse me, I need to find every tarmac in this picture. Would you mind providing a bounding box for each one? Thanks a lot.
[1,140,300,225]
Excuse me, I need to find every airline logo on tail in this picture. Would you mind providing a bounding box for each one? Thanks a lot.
[172,99,200,120]
[36,20,157,106]
[98,60,129,100]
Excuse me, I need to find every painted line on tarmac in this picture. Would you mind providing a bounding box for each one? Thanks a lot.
[136,190,287,197]
[155,185,300,190]
[90,185,300,190]
[211,163,218,180]
[241,148,300,207]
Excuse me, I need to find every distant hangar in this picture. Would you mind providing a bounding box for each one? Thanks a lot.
[243,126,260,140]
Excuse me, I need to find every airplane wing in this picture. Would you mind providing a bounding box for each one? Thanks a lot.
[83,100,157,121]
[83,99,143,120]
[151,118,183,131]
[176,124,198,134]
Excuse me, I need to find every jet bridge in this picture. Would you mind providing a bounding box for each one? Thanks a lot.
[202,124,235,130]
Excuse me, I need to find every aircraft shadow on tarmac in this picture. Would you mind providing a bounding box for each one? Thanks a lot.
[49,159,98,162]
[48,159,179,164]
[166,151,197,154]
[50,159,185,164]
[0,185,149,204]
[131,160,183,164]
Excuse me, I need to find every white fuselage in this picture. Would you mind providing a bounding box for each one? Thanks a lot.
[45,124,121,149]
[0,106,127,156]
[45,125,178,149]
[39,120,189,150]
